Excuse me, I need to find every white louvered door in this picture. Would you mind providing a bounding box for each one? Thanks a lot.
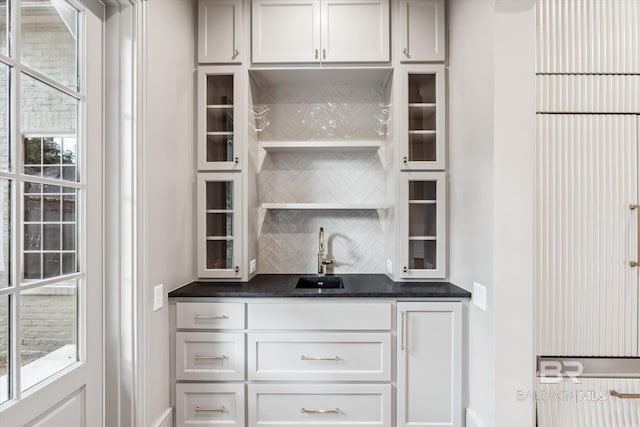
[536,114,639,356]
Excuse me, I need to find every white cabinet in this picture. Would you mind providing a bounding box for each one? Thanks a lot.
[173,304,246,427]
[196,173,243,278]
[197,67,242,171]
[248,383,392,426]
[176,383,245,427]
[400,64,446,170]
[399,172,446,279]
[321,0,390,62]
[397,302,462,427]
[198,0,243,63]
[252,0,389,63]
[536,115,639,357]
[172,299,463,427]
[399,0,445,62]
[537,378,640,427]
[247,332,391,381]
[251,0,320,63]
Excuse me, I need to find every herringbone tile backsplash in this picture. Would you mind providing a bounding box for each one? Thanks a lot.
[259,209,385,274]
[252,80,390,274]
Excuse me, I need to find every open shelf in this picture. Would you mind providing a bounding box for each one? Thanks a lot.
[260,141,382,153]
[261,203,384,210]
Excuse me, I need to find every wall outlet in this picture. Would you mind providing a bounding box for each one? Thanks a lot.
[250,259,257,274]
[472,282,487,312]
[153,284,164,312]
[386,259,393,274]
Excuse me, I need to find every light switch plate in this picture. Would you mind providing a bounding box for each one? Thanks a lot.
[250,259,257,274]
[386,259,393,274]
[472,282,487,312]
[153,284,164,312]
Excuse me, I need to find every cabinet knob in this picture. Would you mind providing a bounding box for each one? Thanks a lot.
[403,266,408,273]
[403,47,409,57]
[233,48,239,57]
[323,49,326,60]
[235,266,240,273]
[403,156,408,164]
[234,156,239,164]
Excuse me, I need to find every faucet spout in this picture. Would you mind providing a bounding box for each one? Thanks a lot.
[318,227,333,276]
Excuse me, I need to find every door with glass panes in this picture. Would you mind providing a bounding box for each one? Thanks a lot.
[0,1,103,425]
[400,172,446,279]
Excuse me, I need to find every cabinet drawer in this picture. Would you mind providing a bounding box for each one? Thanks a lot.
[247,302,391,330]
[248,384,392,426]
[176,332,245,381]
[537,378,640,427]
[177,302,245,330]
[248,332,391,381]
[176,383,245,427]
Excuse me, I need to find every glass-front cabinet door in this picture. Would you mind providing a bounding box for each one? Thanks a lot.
[401,65,445,170]
[400,172,446,279]
[197,173,242,278]
[198,66,242,170]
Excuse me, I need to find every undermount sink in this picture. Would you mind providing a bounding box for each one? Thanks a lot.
[295,276,344,289]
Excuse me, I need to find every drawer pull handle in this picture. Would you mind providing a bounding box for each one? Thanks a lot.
[301,408,340,414]
[195,405,226,413]
[301,355,341,361]
[194,314,228,320]
[610,390,640,399]
[194,354,227,360]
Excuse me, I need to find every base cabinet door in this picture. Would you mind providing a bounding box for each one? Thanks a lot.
[397,302,462,427]
[176,383,245,427]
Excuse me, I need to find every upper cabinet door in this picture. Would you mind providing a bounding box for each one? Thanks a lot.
[321,0,389,62]
[252,0,321,63]
[399,0,445,62]
[198,0,243,64]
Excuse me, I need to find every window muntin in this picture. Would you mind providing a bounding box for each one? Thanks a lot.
[0,0,83,403]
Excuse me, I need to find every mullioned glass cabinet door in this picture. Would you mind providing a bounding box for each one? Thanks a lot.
[400,64,445,171]
[197,67,243,171]
[400,171,446,279]
[197,173,242,278]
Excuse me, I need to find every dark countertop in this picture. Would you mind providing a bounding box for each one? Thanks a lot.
[168,274,471,299]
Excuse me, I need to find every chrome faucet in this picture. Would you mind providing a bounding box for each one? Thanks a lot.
[318,227,334,276]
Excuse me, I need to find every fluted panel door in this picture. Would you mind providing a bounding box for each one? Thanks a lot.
[536,115,638,356]
[537,378,640,427]
[537,0,640,73]
[537,75,640,114]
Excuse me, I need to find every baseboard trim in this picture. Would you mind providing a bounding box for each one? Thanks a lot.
[152,407,173,427]
[466,407,485,427]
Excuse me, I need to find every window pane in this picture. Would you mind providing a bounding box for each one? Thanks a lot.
[23,136,77,182]
[0,294,8,404]
[24,184,77,281]
[0,0,7,56]
[0,63,8,172]
[21,72,78,180]
[21,0,78,91]
[21,281,78,392]
[0,178,9,289]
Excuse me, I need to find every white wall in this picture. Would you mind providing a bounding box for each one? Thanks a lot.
[493,1,535,425]
[143,1,196,425]
[448,0,496,425]
[449,1,536,426]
